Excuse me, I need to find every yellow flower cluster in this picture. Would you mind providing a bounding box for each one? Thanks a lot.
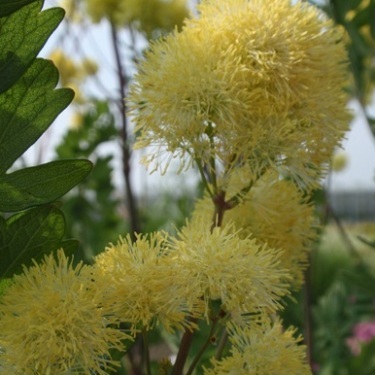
[0,250,130,375]
[92,223,291,327]
[129,0,350,187]
[205,318,311,375]
[49,49,98,103]
[194,169,317,289]
[169,217,290,319]
[0,229,293,373]
[92,233,196,333]
[84,0,190,37]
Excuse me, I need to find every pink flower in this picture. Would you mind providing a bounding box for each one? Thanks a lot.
[353,322,375,342]
[346,321,375,356]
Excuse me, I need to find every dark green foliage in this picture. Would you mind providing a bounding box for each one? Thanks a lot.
[0,0,92,276]
[0,160,92,212]
[0,58,73,175]
[283,241,375,375]
[0,1,64,94]
[324,0,375,132]
[0,204,78,278]
[55,101,123,259]
[312,266,375,375]
[0,0,39,17]
[139,189,196,235]
[310,0,375,137]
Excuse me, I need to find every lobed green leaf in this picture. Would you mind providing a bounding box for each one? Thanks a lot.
[0,1,65,94]
[0,204,72,277]
[0,59,74,174]
[0,160,93,212]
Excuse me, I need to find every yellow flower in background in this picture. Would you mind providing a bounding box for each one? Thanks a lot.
[69,111,85,130]
[129,0,350,187]
[48,49,99,104]
[60,0,83,22]
[126,0,190,38]
[170,217,290,319]
[81,57,99,76]
[84,0,189,36]
[0,250,129,375]
[85,0,128,25]
[49,48,79,86]
[92,233,196,334]
[204,319,311,375]
[331,151,349,172]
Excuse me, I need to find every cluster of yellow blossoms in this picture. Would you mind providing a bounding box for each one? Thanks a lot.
[0,225,303,374]
[129,0,350,188]
[0,0,350,373]
[61,0,190,38]
[48,49,99,103]
[0,251,129,375]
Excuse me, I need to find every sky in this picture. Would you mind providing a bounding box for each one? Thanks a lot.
[329,99,375,192]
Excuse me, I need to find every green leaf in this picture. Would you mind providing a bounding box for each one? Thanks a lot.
[0,204,67,277]
[357,235,375,249]
[0,1,65,94]
[0,59,74,174]
[0,0,38,18]
[0,160,93,212]
[60,239,79,256]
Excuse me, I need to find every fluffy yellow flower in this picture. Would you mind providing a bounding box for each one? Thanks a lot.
[194,169,316,289]
[227,177,316,289]
[169,217,290,319]
[92,233,196,333]
[129,0,350,187]
[204,318,311,375]
[0,250,129,375]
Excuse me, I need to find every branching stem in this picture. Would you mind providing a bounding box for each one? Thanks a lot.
[110,22,141,240]
[142,329,151,375]
[185,318,219,375]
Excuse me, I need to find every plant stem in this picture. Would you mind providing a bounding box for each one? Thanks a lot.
[110,23,143,375]
[142,328,152,375]
[215,328,228,360]
[303,262,314,371]
[185,319,219,375]
[171,322,197,375]
[110,22,141,240]
[211,190,228,231]
[195,157,214,198]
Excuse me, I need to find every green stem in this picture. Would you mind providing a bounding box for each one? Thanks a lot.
[226,181,253,209]
[195,157,214,198]
[185,319,219,375]
[303,262,314,371]
[215,328,228,360]
[142,328,152,375]
[209,156,217,194]
[208,126,217,194]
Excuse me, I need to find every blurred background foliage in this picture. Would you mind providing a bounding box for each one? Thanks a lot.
[2,0,374,374]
